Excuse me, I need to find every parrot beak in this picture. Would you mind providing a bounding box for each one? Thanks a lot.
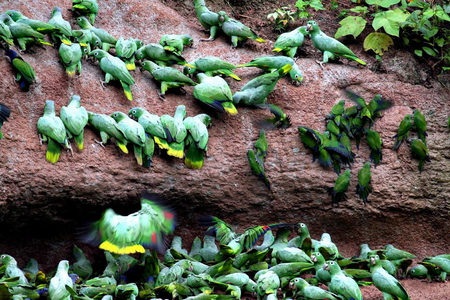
[323,263,329,271]
[306,23,312,31]
[288,281,295,290]
[370,256,376,265]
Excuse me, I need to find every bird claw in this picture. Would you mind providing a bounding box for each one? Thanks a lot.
[316,60,325,69]
[94,140,106,148]
[100,80,107,89]
[158,93,166,101]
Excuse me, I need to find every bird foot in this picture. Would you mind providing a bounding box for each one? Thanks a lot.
[199,38,215,42]
[315,60,325,69]
[94,140,106,148]
[100,80,107,89]
[158,93,166,101]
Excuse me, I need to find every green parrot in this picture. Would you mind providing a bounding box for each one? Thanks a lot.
[0,14,50,50]
[37,100,72,164]
[110,111,153,167]
[289,277,340,300]
[115,283,138,300]
[237,55,303,85]
[0,103,11,139]
[272,26,308,58]
[159,105,188,158]
[255,270,280,299]
[188,237,203,261]
[327,99,345,126]
[49,260,73,300]
[247,149,270,190]
[0,14,15,45]
[183,56,241,80]
[267,261,314,278]
[276,247,312,264]
[72,29,95,55]
[5,49,36,92]
[0,254,29,285]
[135,43,192,67]
[356,162,372,204]
[324,260,363,300]
[217,11,266,48]
[76,16,117,50]
[60,95,88,150]
[393,114,412,150]
[140,60,197,100]
[72,245,93,279]
[314,233,341,260]
[422,256,450,281]
[72,0,99,25]
[87,111,129,153]
[369,254,411,300]
[194,0,220,41]
[4,10,59,34]
[407,264,428,279]
[58,42,83,77]
[115,37,138,70]
[159,34,193,55]
[184,114,211,169]
[365,129,383,167]
[408,138,430,172]
[23,258,39,282]
[326,119,341,139]
[48,6,72,45]
[232,64,292,105]
[90,49,135,101]
[310,251,331,284]
[327,169,351,205]
[264,103,291,128]
[199,235,219,262]
[198,215,237,245]
[384,244,416,260]
[254,129,268,159]
[83,191,176,254]
[306,20,366,67]
[413,109,427,144]
[193,73,238,115]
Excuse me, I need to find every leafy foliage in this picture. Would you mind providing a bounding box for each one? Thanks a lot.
[267,6,297,32]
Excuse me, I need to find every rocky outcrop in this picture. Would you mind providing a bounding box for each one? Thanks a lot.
[0,0,449,270]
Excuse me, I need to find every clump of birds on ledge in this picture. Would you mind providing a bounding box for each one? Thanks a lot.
[0,192,449,300]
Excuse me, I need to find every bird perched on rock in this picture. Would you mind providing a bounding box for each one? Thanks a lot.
[115,37,138,70]
[193,73,237,115]
[37,100,72,163]
[0,103,11,139]
[5,49,36,92]
[72,0,99,25]
[324,260,363,300]
[4,9,59,35]
[247,149,270,190]
[272,26,308,58]
[140,60,197,100]
[184,114,211,169]
[90,49,135,101]
[393,114,412,150]
[58,42,83,76]
[183,56,241,80]
[328,169,351,206]
[128,107,169,152]
[83,191,176,254]
[72,245,93,280]
[159,34,193,56]
[87,111,128,153]
[306,20,366,67]
[194,0,220,41]
[217,10,266,48]
[159,105,188,158]
[412,109,427,144]
[356,162,372,204]
[408,138,430,172]
[0,254,29,285]
[60,95,88,150]
[135,43,192,67]
[49,260,73,300]
[76,16,117,50]
[366,129,383,167]
[237,55,303,85]
[233,64,292,106]
[263,103,291,128]
[289,277,340,300]
[48,6,73,46]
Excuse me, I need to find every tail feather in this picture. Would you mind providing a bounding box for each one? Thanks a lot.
[46,138,61,163]
[185,142,205,169]
[121,81,133,101]
[167,142,184,158]
[74,133,84,150]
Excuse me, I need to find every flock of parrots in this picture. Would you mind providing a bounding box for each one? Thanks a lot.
[1,195,450,300]
[0,0,441,299]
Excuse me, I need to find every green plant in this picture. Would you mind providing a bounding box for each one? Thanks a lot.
[267,6,297,31]
[295,0,325,19]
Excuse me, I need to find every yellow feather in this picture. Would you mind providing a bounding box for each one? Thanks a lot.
[99,241,145,255]
[124,89,133,101]
[224,105,238,115]
[185,157,203,169]
[154,137,169,150]
[126,62,136,70]
[272,48,282,52]
[254,38,266,43]
[45,151,60,164]
[117,142,129,154]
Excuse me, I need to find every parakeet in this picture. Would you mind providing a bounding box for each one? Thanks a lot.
[0,103,11,139]
[87,111,129,153]
[183,56,241,80]
[128,107,169,152]
[76,16,117,50]
[272,26,308,58]
[217,11,266,48]
[72,0,99,25]
[82,191,176,254]
[356,162,372,204]
[159,105,188,158]
[183,114,211,169]
[0,14,50,50]
[327,169,351,205]
[393,114,412,150]
[135,43,192,67]
[366,129,383,167]
[254,129,268,159]
[0,16,14,46]
[140,60,197,100]
[306,20,366,67]
[247,149,270,190]
[115,37,138,70]
[4,10,59,34]
[90,49,135,101]
[194,0,220,41]
[58,42,83,76]
[159,34,193,56]
[413,109,427,144]
[369,254,411,300]
[314,233,341,261]
[237,55,303,85]
[193,73,238,115]
[324,260,363,300]
[408,138,430,172]
[5,49,36,92]
[232,64,292,105]
[60,95,88,150]
[263,103,291,128]
[37,100,72,164]
[49,260,73,300]
[0,254,29,285]
[48,6,72,45]
[72,245,93,279]
[289,277,340,300]
[110,111,152,167]
[255,270,280,299]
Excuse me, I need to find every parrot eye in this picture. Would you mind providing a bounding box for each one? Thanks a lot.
[77,17,82,21]
[132,110,136,114]
[330,261,335,265]
[294,278,299,282]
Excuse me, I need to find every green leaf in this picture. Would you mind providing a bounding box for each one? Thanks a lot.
[310,0,325,10]
[350,6,369,14]
[414,49,423,56]
[335,16,367,39]
[366,0,400,8]
[435,5,450,21]
[363,32,394,55]
[372,8,409,36]
[423,46,437,56]
[295,0,308,10]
